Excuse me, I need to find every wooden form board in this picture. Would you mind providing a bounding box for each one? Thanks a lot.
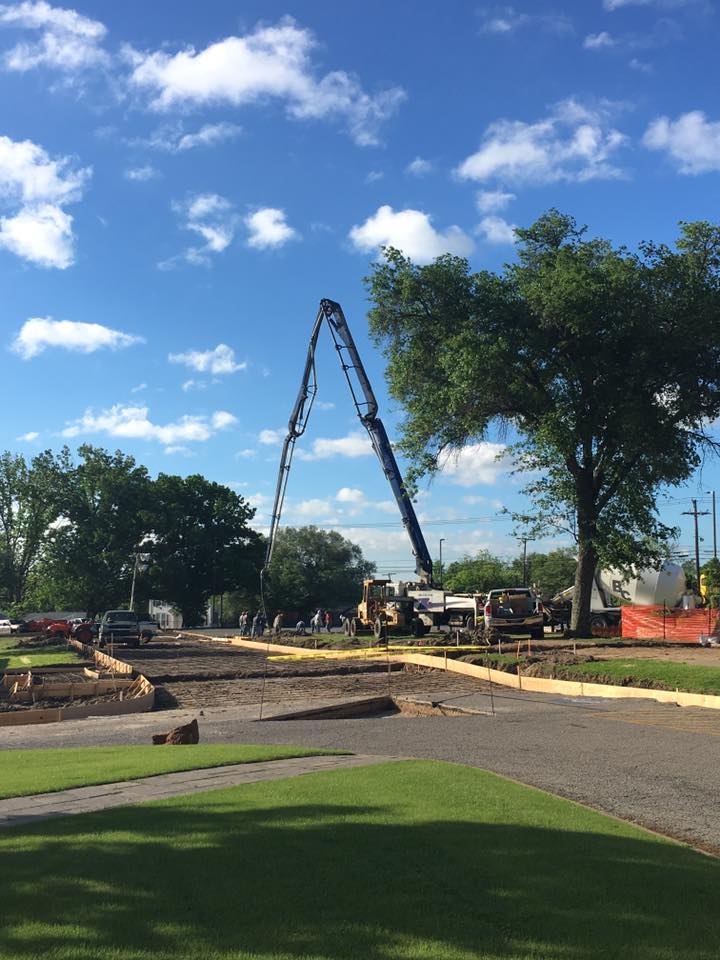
[68,639,133,675]
[0,643,155,727]
[183,633,720,713]
[9,678,135,702]
[398,653,720,711]
[0,687,156,726]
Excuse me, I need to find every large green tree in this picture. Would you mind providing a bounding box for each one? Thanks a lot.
[366,212,720,634]
[43,445,152,616]
[266,526,375,615]
[0,449,69,608]
[143,473,262,627]
[443,550,515,593]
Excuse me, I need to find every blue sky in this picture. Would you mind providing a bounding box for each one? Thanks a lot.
[1,0,720,575]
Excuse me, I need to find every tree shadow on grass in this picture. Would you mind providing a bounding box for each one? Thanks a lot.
[0,768,718,960]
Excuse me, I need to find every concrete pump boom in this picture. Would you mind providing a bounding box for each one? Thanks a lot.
[262,298,434,585]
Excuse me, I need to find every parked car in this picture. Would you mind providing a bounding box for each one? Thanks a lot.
[483,588,545,639]
[0,618,16,636]
[138,618,160,641]
[98,610,141,648]
[44,621,72,641]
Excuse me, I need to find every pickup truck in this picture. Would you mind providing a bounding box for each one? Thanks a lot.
[98,610,141,648]
[483,588,545,639]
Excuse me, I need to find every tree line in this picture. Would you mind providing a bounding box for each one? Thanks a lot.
[0,445,261,625]
[0,444,582,626]
[0,446,378,625]
[442,548,577,600]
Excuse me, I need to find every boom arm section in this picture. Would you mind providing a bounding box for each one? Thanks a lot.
[262,298,434,585]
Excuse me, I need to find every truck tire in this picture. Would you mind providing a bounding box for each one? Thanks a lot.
[343,618,351,635]
[373,618,387,641]
[590,614,607,630]
[349,617,358,638]
[464,614,475,629]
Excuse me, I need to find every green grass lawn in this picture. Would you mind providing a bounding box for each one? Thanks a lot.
[0,635,81,671]
[553,657,720,695]
[0,744,342,799]
[0,760,718,959]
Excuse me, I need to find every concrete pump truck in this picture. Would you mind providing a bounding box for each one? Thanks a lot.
[261,299,484,640]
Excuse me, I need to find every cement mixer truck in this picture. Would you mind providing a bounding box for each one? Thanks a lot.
[549,562,687,630]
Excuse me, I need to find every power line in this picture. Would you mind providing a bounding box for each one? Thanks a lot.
[289,514,513,529]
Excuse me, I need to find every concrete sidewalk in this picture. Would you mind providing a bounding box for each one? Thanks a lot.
[0,753,401,830]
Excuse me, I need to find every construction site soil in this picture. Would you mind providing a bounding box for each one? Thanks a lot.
[121,637,485,711]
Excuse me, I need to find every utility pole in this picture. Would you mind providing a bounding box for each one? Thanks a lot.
[711,491,717,560]
[129,551,151,612]
[439,538,445,588]
[682,500,710,589]
[519,537,533,587]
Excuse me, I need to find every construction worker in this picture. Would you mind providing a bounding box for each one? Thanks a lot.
[324,610,332,633]
[310,609,322,634]
[250,612,260,638]
[273,612,283,636]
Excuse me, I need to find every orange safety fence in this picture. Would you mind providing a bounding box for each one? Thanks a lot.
[621,604,720,642]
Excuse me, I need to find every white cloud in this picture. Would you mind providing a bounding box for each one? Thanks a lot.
[349,205,473,264]
[336,487,365,504]
[365,169,384,183]
[16,430,39,441]
[181,378,207,392]
[316,400,335,411]
[12,316,143,359]
[0,134,88,203]
[629,58,653,72]
[438,442,513,486]
[61,403,236,444]
[405,156,432,176]
[477,215,516,244]
[124,16,405,146]
[456,99,628,185]
[0,0,109,72]
[235,448,257,460]
[130,382,147,393]
[462,494,504,509]
[245,207,298,249]
[162,192,237,268]
[169,343,246,375]
[297,430,373,460]
[584,31,616,49]
[478,7,573,35]
[124,164,159,181]
[294,497,335,518]
[0,203,74,268]
[211,410,236,430]
[163,445,193,456]
[0,134,90,268]
[604,0,695,8]
[476,189,515,213]
[259,428,283,445]
[176,121,242,151]
[643,111,720,174]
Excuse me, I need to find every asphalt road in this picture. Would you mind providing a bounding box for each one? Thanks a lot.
[3,684,720,854]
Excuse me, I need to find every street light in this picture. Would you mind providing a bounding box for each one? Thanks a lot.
[439,538,445,588]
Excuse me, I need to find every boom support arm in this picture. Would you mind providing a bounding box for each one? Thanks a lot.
[263,298,434,585]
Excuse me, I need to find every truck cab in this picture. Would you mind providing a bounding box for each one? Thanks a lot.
[484,588,545,639]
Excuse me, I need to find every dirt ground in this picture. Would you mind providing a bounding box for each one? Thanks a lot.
[121,636,484,711]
